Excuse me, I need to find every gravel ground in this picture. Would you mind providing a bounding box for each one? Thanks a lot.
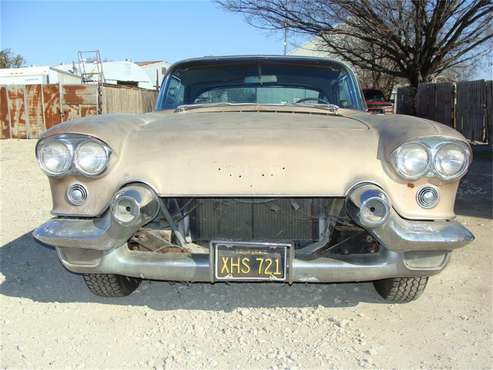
[1,139,492,369]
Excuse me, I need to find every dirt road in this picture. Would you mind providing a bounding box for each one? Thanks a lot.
[1,139,492,369]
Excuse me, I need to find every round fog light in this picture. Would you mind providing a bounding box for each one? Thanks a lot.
[112,195,140,224]
[417,186,439,209]
[66,184,88,206]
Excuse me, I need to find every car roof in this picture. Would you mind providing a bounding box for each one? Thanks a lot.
[168,55,351,71]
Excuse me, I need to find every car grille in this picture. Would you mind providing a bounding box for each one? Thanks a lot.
[189,198,335,242]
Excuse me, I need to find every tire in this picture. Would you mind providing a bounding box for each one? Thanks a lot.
[373,276,429,303]
[82,273,141,297]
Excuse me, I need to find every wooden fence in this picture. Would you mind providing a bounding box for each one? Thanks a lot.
[397,80,493,145]
[0,84,158,139]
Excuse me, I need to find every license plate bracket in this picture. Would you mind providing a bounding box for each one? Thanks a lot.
[212,241,290,282]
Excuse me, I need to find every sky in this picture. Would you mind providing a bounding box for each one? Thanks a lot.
[1,0,306,66]
[1,0,491,80]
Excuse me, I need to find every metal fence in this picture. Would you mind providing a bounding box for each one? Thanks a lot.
[0,84,158,139]
[396,80,493,145]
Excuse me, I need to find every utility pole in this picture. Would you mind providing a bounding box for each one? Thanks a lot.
[283,22,288,55]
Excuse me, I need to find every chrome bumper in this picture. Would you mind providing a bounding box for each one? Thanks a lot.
[55,245,448,282]
[33,205,474,282]
[33,208,474,253]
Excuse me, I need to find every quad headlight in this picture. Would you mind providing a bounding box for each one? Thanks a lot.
[391,139,471,181]
[37,139,73,176]
[74,140,110,176]
[391,142,430,180]
[36,135,111,177]
[433,142,470,180]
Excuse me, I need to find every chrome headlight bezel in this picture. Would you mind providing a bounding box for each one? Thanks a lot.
[433,141,471,181]
[391,142,431,180]
[36,137,74,177]
[391,138,471,182]
[36,134,111,177]
[73,140,112,177]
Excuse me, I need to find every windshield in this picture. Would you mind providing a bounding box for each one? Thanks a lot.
[156,60,364,110]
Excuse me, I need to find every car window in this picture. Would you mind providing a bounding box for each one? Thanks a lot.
[157,61,364,110]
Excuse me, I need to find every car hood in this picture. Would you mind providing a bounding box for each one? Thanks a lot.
[45,108,465,220]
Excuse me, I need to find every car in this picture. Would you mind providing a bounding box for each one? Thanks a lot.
[33,56,474,302]
[363,88,394,114]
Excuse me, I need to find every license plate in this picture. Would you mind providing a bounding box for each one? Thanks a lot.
[213,242,289,281]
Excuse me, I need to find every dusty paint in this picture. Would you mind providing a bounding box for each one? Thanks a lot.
[0,87,10,139]
[26,85,44,138]
[7,86,27,139]
[42,85,62,129]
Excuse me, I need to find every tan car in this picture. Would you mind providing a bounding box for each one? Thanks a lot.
[33,56,474,302]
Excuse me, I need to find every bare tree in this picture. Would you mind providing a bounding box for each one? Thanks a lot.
[219,0,493,109]
[0,49,25,68]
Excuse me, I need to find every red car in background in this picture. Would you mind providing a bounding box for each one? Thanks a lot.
[363,88,394,114]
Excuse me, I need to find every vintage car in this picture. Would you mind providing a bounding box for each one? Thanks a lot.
[33,56,474,302]
[363,88,394,114]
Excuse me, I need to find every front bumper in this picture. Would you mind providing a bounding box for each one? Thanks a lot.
[33,207,474,283]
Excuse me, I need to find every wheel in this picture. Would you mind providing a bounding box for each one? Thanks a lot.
[82,273,141,297]
[373,276,429,303]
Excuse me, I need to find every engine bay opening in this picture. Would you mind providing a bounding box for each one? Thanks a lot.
[127,197,381,257]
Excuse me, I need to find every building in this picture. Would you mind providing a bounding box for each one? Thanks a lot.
[0,60,171,90]
[0,65,81,85]
[136,61,171,90]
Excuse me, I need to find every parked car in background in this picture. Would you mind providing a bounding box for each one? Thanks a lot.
[34,56,474,303]
[363,88,394,114]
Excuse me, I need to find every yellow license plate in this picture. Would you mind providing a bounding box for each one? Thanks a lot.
[214,242,288,281]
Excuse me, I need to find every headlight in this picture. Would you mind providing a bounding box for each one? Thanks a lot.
[74,140,110,176]
[391,142,430,180]
[434,142,470,180]
[37,139,72,176]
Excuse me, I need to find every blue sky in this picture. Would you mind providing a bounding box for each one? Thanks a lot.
[1,0,491,80]
[1,0,305,65]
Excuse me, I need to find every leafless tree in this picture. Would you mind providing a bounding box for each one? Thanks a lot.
[0,49,25,68]
[219,0,493,109]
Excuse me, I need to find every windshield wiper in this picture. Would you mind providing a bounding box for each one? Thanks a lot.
[290,102,340,113]
[175,102,257,112]
[174,102,340,114]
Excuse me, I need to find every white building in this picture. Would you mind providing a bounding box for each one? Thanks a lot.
[0,60,170,90]
[136,61,171,90]
[0,66,81,85]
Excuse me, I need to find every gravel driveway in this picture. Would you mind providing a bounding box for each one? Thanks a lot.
[1,139,492,369]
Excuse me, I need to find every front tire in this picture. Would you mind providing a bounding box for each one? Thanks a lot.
[373,276,428,303]
[83,273,141,297]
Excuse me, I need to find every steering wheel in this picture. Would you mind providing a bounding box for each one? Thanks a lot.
[295,97,331,104]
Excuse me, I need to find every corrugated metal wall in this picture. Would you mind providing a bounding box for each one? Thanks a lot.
[0,84,158,139]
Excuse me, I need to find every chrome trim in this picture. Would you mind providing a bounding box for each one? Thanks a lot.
[370,208,474,252]
[36,134,112,178]
[416,185,440,209]
[346,183,391,228]
[35,137,74,177]
[433,141,472,181]
[347,183,473,251]
[66,183,88,206]
[390,138,472,182]
[34,184,160,250]
[391,142,431,180]
[56,244,447,282]
[73,139,112,177]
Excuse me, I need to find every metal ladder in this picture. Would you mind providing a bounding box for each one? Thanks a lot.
[77,50,105,84]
